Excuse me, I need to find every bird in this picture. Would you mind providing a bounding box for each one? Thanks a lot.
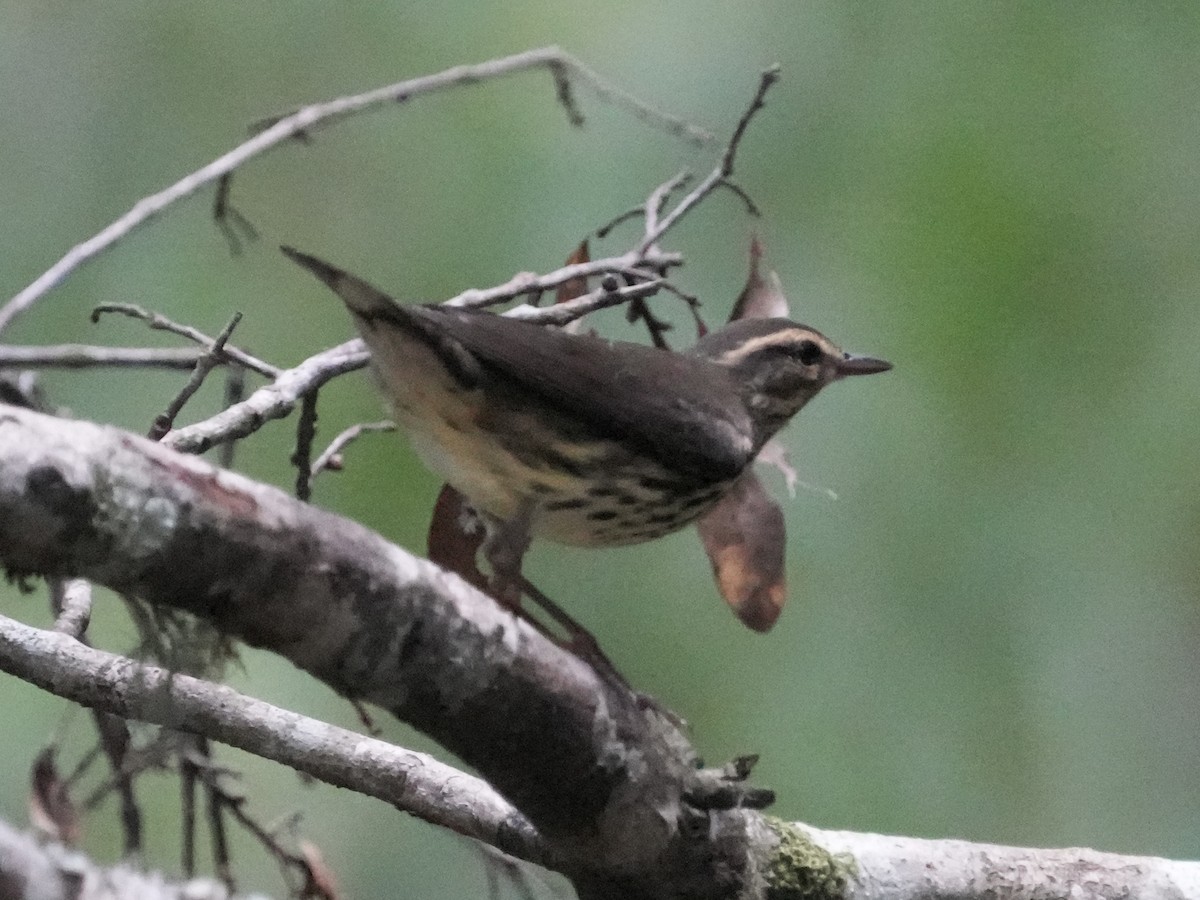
[281,246,890,628]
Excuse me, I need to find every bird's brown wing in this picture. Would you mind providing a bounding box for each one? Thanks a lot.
[410,305,756,484]
[281,246,755,483]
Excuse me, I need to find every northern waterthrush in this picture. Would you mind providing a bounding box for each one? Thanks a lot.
[282,247,889,603]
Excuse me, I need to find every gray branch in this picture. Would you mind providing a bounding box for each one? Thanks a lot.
[0,819,270,900]
[3,403,1198,900]
[0,345,203,370]
[0,403,752,899]
[803,824,1200,899]
[0,614,546,866]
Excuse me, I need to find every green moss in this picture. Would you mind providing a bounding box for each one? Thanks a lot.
[763,818,853,900]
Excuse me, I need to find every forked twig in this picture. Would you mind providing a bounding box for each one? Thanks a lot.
[92,303,277,377]
[638,65,780,253]
[163,340,367,454]
[443,249,680,309]
[147,312,243,441]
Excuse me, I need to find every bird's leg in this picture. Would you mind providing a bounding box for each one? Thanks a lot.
[480,512,633,693]
[513,574,633,693]
[479,509,533,611]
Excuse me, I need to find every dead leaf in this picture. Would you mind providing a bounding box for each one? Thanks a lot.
[556,240,591,305]
[729,234,790,322]
[29,747,81,846]
[427,484,488,591]
[696,472,787,632]
[300,840,341,900]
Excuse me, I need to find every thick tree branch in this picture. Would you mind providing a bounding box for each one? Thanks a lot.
[0,403,755,898]
[2,404,1198,899]
[803,824,1200,899]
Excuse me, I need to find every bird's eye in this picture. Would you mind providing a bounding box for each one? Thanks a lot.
[796,340,822,365]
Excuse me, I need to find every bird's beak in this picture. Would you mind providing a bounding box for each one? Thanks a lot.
[835,353,892,377]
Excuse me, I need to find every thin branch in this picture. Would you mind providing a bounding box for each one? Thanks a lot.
[200,743,236,895]
[0,345,202,370]
[182,748,198,877]
[442,249,681,309]
[91,711,142,858]
[0,614,549,868]
[0,47,708,334]
[310,421,396,477]
[184,750,317,895]
[147,312,243,441]
[50,578,92,639]
[161,340,367,454]
[639,65,780,253]
[212,172,259,256]
[91,304,278,378]
[720,65,780,175]
[216,366,246,470]
[503,276,664,325]
[717,180,761,217]
[291,390,319,502]
[161,276,666,455]
[644,171,693,239]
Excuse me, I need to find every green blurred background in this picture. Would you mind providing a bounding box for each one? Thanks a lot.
[3,3,1199,897]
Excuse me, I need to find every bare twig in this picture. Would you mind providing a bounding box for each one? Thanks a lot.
[291,391,319,502]
[217,366,246,470]
[162,276,667,455]
[212,172,259,256]
[720,65,781,175]
[442,249,681,309]
[639,65,780,253]
[91,711,142,858]
[593,207,643,239]
[50,579,92,640]
[200,744,236,894]
[310,421,396,477]
[0,47,709,335]
[504,276,664,326]
[162,340,367,455]
[184,750,313,895]
[644,171,693,239]
[92,303,278,378]
[0,345,202,370]
[147,313,243,441]
[181,747,198,877]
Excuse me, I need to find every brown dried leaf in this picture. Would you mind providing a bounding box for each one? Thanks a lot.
[729,234,790,322]
[427,484,488,590]
[300,839,341,900]
[29,747,81,846]
[696,472,787,632]
[556,239,591,305]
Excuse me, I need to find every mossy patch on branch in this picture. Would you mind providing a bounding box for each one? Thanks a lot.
[763,817,852,900]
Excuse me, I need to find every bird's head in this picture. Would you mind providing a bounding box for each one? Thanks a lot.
[693,317,891,447]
